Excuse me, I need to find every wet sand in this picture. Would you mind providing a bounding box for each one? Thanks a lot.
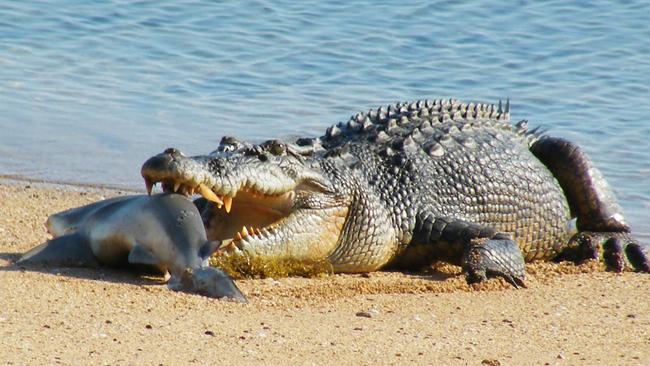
[0,181,648,365]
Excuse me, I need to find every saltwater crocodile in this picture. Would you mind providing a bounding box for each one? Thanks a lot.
[141,99,649,286]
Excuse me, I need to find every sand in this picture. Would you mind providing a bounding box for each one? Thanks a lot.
[0,181,648,365]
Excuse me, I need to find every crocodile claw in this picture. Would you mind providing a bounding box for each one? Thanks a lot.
[563,232,649,272]
[462,237,527,288]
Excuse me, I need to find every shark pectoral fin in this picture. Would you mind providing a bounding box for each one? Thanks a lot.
[198,240,222,260]
[127,244,160,267]
[17,233,99,267]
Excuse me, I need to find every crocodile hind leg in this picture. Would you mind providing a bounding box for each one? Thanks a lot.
[530,136,649,272]
[410,215,526,287]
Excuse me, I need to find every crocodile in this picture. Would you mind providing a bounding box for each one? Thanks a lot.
[141,99,649,286]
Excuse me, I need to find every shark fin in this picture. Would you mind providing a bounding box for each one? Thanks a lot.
[199,240,222,259]
[17,233,99,267]
[172,267,248,303]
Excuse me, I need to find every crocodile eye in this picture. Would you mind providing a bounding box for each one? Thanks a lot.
[260,139,287,156]
[266,140,287,156]
[269,142,286,156]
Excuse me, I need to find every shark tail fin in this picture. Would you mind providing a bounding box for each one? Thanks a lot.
[17,233,99,267]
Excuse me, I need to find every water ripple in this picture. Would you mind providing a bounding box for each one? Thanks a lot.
[0,0,649,238]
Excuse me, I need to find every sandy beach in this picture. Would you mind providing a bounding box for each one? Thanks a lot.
[0,180,648,365]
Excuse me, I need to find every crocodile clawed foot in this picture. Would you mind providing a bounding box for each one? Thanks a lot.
[625,241,650,272]
[462,236,527,288]
[565,232,649,273]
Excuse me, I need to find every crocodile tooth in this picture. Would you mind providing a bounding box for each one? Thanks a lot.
[235,232,242,241]
[173,181,181,193]
[223,196,233,213]
[187,185,195,196]
[241,226,249,237]
[144,178,154,195]
[216,240,233,251]
[197,184,224,205]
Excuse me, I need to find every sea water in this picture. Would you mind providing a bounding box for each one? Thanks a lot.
[1,0,649,241]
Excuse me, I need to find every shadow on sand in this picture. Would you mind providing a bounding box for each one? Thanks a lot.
[0,251,166,287]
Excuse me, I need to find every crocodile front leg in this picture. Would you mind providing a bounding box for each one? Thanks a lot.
[409,213,526,287]
[462,234,526,288]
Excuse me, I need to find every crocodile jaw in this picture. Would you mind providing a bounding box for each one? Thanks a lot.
[210,202,348,262]
[141,148,347,263]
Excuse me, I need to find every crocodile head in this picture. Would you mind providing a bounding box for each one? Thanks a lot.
[141,138,350,265]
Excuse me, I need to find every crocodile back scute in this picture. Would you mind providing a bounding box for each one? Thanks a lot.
[314,99,572,262]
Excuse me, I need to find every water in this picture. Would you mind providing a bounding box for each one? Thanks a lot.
[1,0,649,242]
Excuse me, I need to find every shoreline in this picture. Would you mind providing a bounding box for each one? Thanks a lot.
[0,174,142,193]
[1,183,648,365]
[3,173,648,246]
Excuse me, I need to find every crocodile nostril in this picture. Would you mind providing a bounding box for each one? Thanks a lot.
[164,147,181,156]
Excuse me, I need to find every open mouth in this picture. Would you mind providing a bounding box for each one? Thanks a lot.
[143,175,299,251]
[140,146,346,265]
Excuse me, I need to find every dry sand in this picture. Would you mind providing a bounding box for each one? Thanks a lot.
[0,181,648,365]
